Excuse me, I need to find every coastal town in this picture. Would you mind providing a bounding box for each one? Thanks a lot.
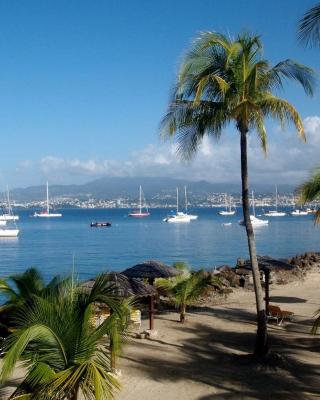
[1,191,317,210]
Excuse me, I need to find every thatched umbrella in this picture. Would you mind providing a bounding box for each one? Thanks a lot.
[81,272,157,298]
[80,273,157,370]
[121,260,182,330]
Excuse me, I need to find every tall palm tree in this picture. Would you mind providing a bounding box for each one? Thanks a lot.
[0,275,130,400]
[161,32,315,356]
[157,263,217,323]
[299,3,320,46]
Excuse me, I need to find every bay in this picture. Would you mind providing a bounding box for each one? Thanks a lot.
[0,208,319,282]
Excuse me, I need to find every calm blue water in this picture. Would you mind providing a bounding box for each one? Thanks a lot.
[0,208,319,281]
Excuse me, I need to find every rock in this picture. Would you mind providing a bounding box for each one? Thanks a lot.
[145,329,158,339]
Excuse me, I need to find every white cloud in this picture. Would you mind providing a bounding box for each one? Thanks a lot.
[14,116,320,186]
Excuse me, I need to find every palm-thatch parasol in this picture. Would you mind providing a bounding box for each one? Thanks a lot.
[122,260,181,284]
[81,272,157,297]
[121,260,182,330]
[81,272,158,331]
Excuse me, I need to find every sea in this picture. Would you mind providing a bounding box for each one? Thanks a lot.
[0,207,319,282]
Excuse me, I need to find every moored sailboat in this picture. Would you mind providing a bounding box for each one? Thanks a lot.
[0,186,19,221]
[128,185,150,218]
[163,188,192,223]
[264,185,286,217]
[33,182,62,218]
[219,194,236,216]
[239,191,269,227]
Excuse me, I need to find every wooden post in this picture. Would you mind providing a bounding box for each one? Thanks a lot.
[149,295,155,330]
[264,269,270,312]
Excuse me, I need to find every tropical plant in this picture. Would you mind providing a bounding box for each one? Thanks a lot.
[157,263,216,323]
[298,167,320,223]
[161,31,315,356]
[0,274,131,400]
[311,308,320,334]
[0,268,64,336]
[299,3,320,46]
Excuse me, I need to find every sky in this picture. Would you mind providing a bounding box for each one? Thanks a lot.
[0,0,319,189]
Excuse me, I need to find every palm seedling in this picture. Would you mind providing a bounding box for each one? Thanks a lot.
[0,274,131,400]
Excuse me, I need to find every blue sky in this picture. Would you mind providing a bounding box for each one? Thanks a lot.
[0,0,319,188]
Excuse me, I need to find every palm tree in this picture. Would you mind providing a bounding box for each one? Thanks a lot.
[157,263,216,323]
[0,275,130,400]
[161,32,315,356]
[298,168,320,223]
[299,3,320,46]
[0,268,64,336]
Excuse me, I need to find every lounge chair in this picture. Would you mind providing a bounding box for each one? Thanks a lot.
[130,309,141,328]
[266,304,294,325]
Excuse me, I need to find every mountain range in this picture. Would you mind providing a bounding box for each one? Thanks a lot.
[4,177,297,202]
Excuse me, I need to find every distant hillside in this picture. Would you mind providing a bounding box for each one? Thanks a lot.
[5,177,296,201]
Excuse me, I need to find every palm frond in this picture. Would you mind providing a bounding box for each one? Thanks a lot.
[269,60,315,96]
[298,167,320,203]
[298,3,320,46]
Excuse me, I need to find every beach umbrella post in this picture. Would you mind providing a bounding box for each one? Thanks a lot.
[122,260,182,330]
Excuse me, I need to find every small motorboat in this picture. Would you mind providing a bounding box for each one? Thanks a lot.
[90,221,112,227]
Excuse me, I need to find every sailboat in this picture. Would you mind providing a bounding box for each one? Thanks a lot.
[33,182,62,218]
[163,188,192,223]
[184,185,198,220]
[264,185,286,217]
[219,194,236,216]
[0,186,19,236]
[290,195,308,216]
[239,191,269,226]
[128,185,150,217]
[0,186,19,221]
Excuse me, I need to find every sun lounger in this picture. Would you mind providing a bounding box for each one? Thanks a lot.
[266,304,294,325]
[130,309,141,328]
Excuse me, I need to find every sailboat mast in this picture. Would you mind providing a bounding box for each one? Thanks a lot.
[229,196,232,212]
[185,185,188,213]
[275,184,278,210]
[252,191,255,216]
[6,185,12,215]
[176,187,179,213]
[139,185,142,214]
[46,181,49,214]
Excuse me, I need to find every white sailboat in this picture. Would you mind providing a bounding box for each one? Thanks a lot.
[239,191,269,226]
[264,185,286,217]
[290,195,308,216]
[0,186,19,237]
[34,182,62,218]
[184,185,198,220]
[219,194,236,216]
[163,188,192,223]
[0,186,19,221]
[128,185,150,218]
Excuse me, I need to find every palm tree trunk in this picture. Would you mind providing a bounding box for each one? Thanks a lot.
[180,304,186,323]
[240,129,268,357]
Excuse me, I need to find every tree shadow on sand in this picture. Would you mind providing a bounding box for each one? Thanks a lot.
[121,307,320,400]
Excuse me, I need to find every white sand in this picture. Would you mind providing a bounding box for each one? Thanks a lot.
[117,271,320,400]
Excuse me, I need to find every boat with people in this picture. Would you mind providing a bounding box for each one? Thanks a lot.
[128,185,150,218]
[264,185,286,217]
[33,182,62,218]
[239,191,269,227]
[0,186,19,221]
[219,194,236,216]
[90,221,112,227]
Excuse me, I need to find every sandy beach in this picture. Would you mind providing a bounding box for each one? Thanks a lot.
[118,271,320,400]
[1,270,319,400]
